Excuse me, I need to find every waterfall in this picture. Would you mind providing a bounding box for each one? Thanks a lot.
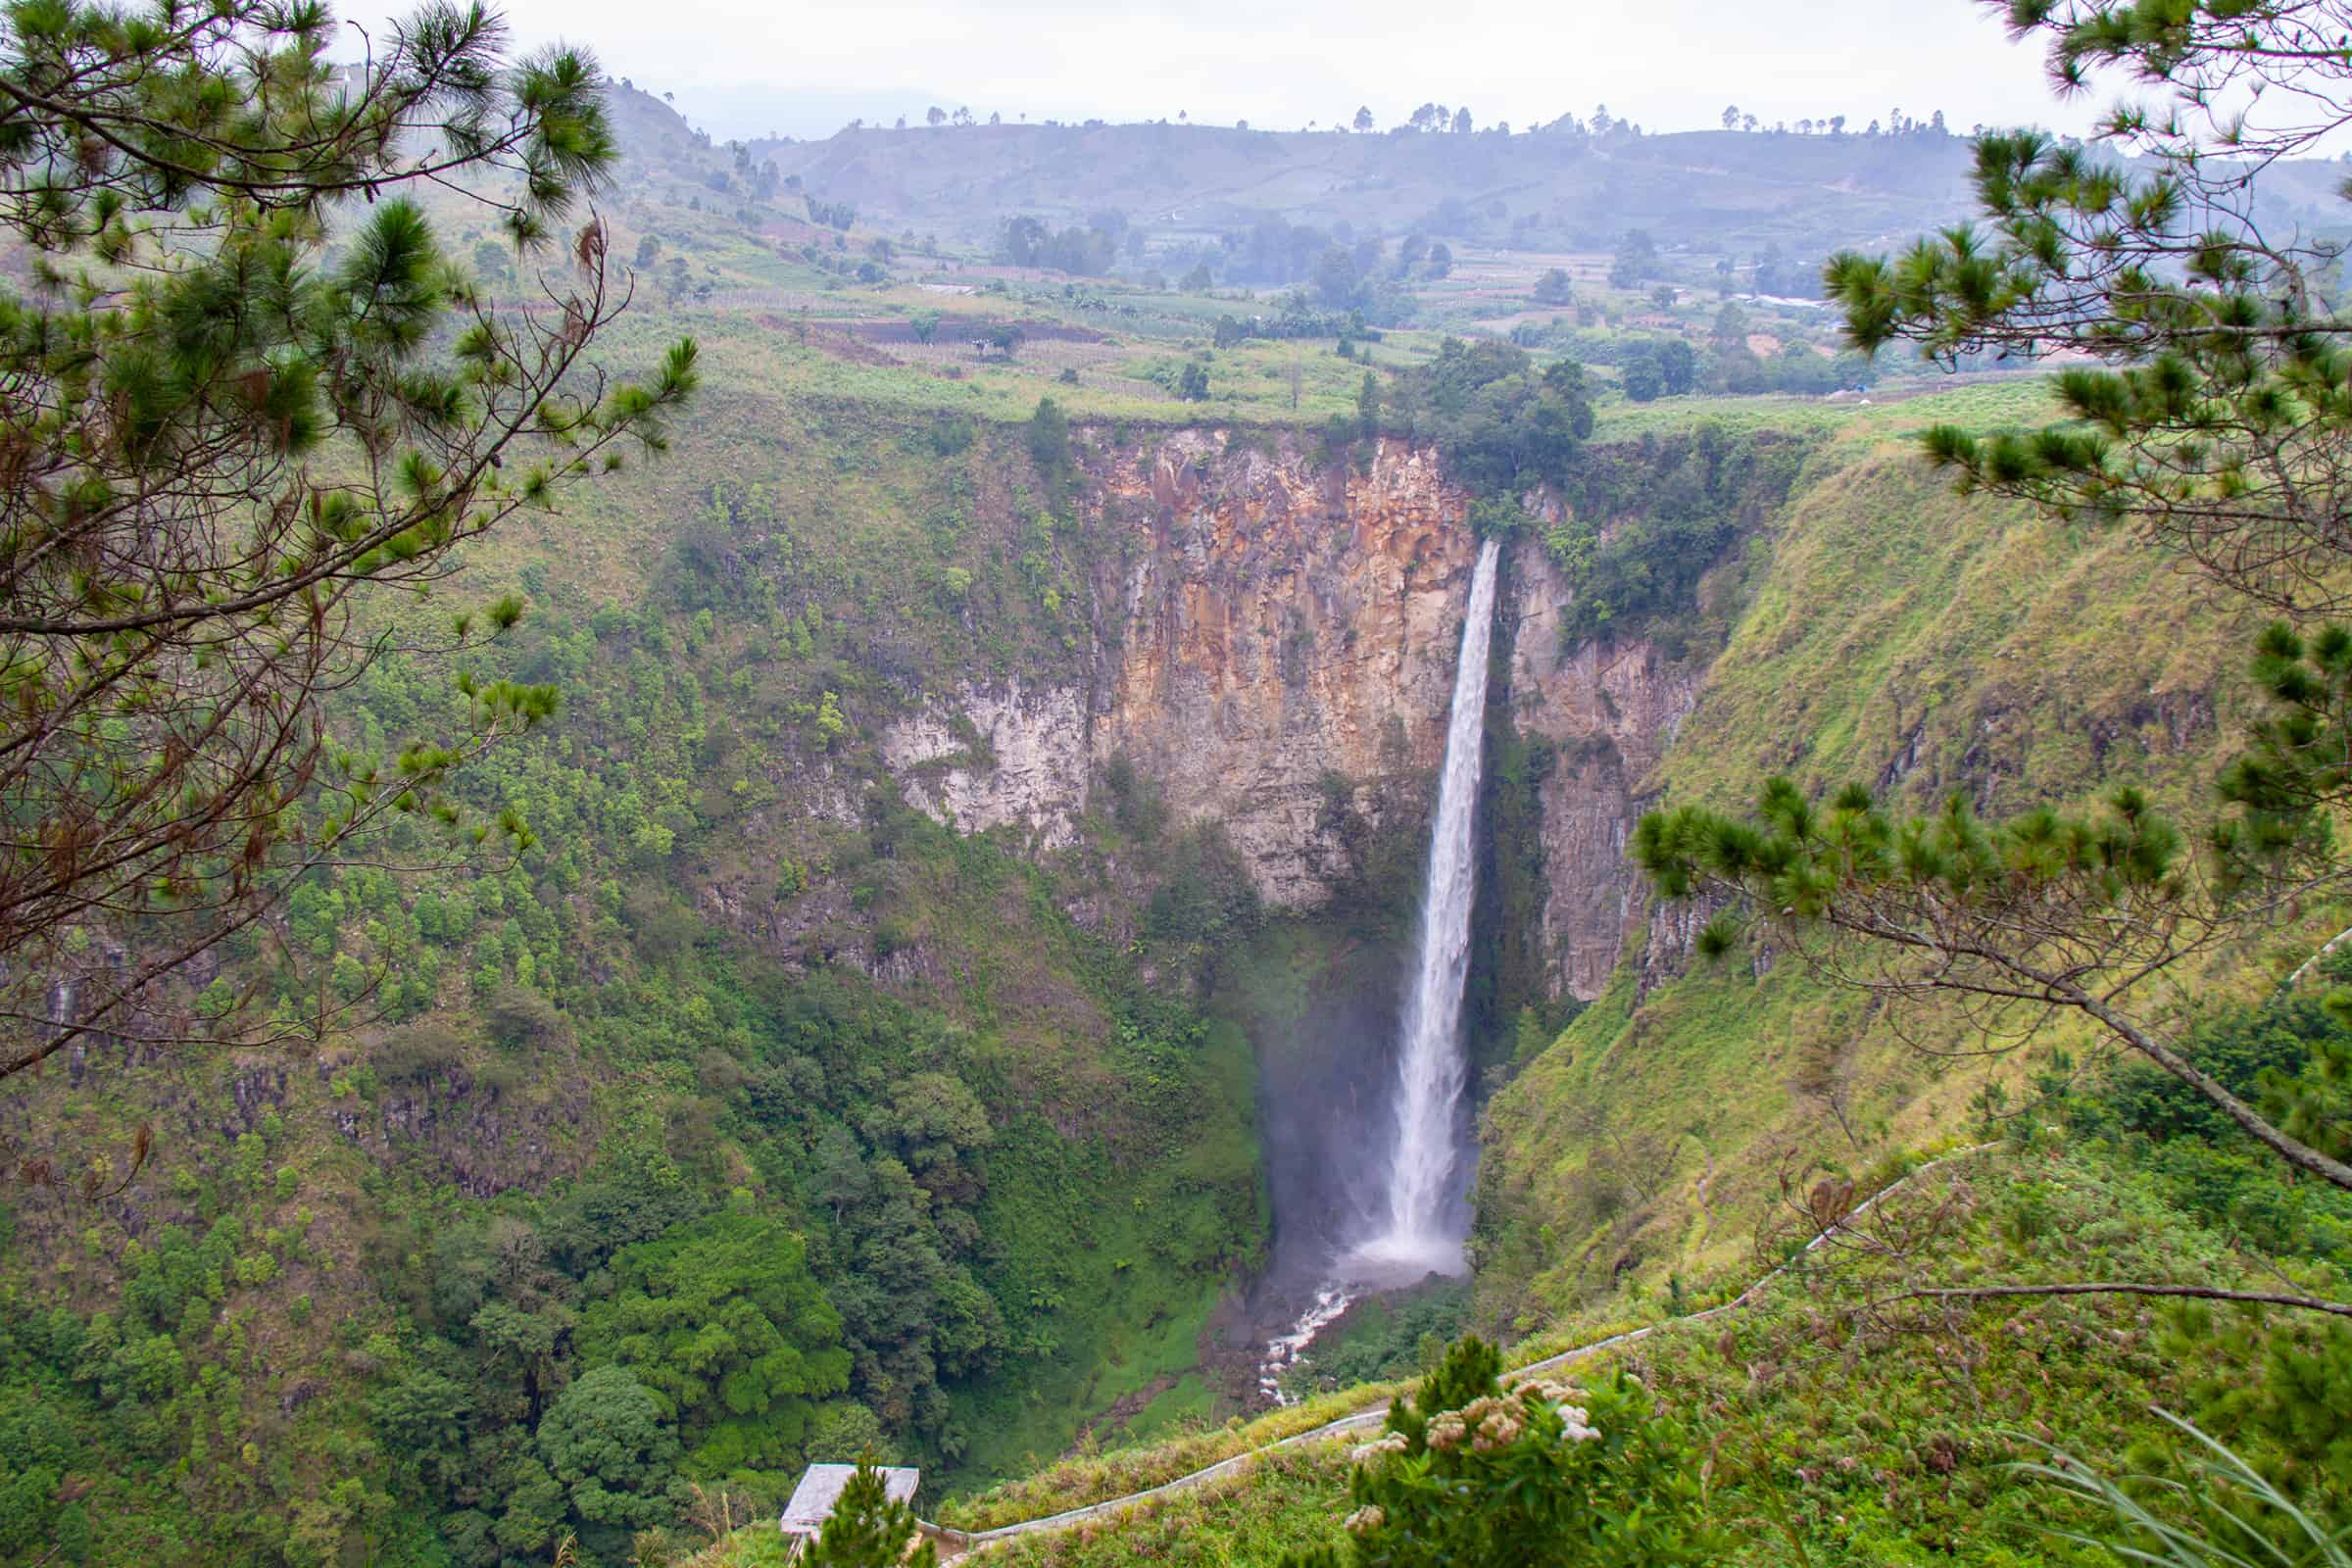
[1356,536,1500,1276]
[1255,537,1500,1401]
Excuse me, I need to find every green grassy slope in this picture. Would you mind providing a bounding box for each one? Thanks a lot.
[1473,407,2333,1330]
[7,72,2324,1568]
[0,362,1272,1565]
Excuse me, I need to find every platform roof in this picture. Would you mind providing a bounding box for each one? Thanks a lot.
[781,1464,922,1533]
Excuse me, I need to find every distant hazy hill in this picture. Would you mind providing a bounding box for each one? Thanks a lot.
[601,84,2352,272]
[742,121,1986,257]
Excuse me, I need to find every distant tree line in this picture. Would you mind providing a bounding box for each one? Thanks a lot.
[1380,338,1596,498]
[1717,104,1952,137]
[996,211,1133,275]
[1210,295,1381,345]
[1159,217,1437,323]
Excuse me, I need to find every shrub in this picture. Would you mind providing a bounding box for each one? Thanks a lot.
[379,1021,466,1083]
[1025,397,1074,501]
[483,985,563,1051]
[1145,825,1260,946]
[1103,753,1166,840]
[926,415,975,456]
[1289,1337,1718,1568]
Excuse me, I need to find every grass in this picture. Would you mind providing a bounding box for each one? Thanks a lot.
[1125,1374,1221,1445]
[941,1140,2341,1566]
[675,1525,801,1568]
[1650,429,2244,815]
[683,344,2245,1497]
[944,1273,1226,1494]
[1473,399,2275,1334]
[429,130,2069,453]
[979,1447,1352,1568]
[14,102,2239,1566]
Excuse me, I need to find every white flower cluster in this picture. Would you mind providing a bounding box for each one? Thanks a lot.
[1522,1380,1602,1443]
[1348,1432,1410,1465]
[1471,1403,1526,1452]
[1411,1383,1609,1459]
[1421,1396,1533,1453]
[1343,1506,1386,1536]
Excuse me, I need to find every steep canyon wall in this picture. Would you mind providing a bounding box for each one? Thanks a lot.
[877,430,1679,1000]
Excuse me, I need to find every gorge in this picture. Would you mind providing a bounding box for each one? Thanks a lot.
[3,387,2280,1568]
[1253,534,1498,1401]
[5,52,2329,1568]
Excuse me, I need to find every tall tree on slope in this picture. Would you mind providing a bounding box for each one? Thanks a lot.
[0,0,696,1082]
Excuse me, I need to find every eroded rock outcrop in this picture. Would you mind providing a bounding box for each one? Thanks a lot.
[874,430,1676,996]
[1093,433,1480,904]
[881,432,1483,903]
[878,677,1089,851]
[1503,543,1701,1001]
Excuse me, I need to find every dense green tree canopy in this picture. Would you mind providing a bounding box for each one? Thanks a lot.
[576,1210,852,1479]
[536,1365,682,1532]
[1390,337,1595,498]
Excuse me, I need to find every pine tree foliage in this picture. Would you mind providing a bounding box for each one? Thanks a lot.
[1637,756,2352,1194]
[1620,17,2352,1560]
[1824,2,2352,614]
[1640,1,2352,1209]
[1379,1333,1501,1457]
[0,0,698,1076]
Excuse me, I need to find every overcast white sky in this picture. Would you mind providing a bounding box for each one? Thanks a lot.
[341,0,2106,144]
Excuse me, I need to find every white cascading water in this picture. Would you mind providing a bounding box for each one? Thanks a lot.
[1353,536,1501,1275]
[1258,538,1500,1402]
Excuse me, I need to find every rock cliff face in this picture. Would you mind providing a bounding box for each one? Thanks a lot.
[1502,544,1700,1001]
[881,432,1484,904]
[1092,432,1481,904]
[875,430,1682,999]
[877,677,1091,853]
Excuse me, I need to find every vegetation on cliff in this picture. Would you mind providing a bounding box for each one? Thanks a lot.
[0,0,698,1078]
[18,0,2352,1563]
[873,1114,2347,1568]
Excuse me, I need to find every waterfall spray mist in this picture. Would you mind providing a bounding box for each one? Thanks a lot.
[1356,536,1500,1276]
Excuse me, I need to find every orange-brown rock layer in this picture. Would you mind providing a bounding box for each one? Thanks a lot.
[876,429,1674,998]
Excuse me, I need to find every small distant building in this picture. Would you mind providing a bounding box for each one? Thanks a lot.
[780,1464,922,1556]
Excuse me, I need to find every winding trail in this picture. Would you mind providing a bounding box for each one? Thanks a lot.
[2283,922,2352,989]
[917,1143,1996,1556]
